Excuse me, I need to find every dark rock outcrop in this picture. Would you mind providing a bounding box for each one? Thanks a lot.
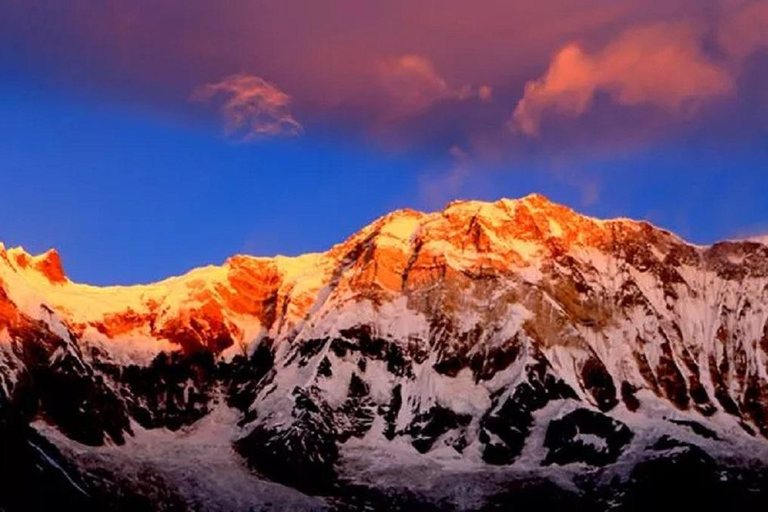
[544,409,633,466]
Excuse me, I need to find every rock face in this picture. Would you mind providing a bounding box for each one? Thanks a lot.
[543,409,633,466]
[2,194,768,510]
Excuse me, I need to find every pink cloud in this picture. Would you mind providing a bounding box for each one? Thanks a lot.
[191,74,302,139]
[477,85,493,102]
[377,54,491,119]
[6,1,768,153]
[511,23,735,136]
[720,0,768,60]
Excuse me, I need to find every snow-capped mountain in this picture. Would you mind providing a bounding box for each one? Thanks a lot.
[2,194,768,510]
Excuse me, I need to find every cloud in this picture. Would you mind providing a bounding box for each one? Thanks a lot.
[511,23,735,136]
[191,74,302,140]
[5,1,768,154]
[477,85,493,102]
[377,54,491,118]
[719,0,768,60]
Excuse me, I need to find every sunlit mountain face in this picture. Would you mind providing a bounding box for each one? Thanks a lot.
[2,1,768,511]
[3,197,768,510]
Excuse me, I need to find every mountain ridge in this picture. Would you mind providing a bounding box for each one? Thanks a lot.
[2,194,768,510]
[0,193,684,288]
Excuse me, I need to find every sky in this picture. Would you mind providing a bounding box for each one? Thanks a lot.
[1,0,768,285]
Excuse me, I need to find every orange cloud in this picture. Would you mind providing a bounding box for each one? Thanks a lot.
[377,54,491,118]
[511,23,734,136]
[191,74,302,140]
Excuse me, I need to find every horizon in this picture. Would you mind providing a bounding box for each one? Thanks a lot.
[1,191,759,288]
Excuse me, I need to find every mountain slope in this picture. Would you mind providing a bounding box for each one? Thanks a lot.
[2,194,768,510]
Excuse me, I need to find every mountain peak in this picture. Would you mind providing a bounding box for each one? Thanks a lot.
[33,249,67,284]
[445,193,557,209]
[4,246,67,284]
[432,195,607,249]
[441,194,572,221]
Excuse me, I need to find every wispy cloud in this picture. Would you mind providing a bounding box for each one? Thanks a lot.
[418,145,473,208]
[191,74,302,140]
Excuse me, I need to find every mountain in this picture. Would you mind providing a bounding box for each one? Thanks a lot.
[2,194,768,511]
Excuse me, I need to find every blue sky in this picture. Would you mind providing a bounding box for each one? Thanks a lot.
[3,81,768,285]
[2,2,768,285]
[0,84,425,283]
